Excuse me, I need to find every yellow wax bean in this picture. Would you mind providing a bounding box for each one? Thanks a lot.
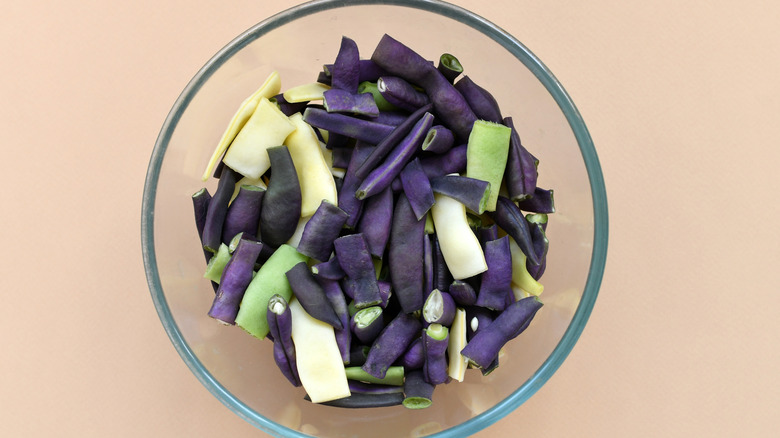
[222,97,296,179]
[283,82,330,103]
[202,71,281,181]
[430,193,487,280]
[284,113,338,216]
[289,297,351,403]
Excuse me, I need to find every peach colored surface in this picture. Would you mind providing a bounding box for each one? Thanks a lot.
[2,1,778,437]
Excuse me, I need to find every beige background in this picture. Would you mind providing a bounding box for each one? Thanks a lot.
[2,0,778,436]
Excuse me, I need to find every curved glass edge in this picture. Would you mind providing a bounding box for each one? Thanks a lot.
[141,0,608,437]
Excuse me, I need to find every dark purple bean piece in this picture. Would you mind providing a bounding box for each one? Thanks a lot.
[477,224,499,248]
[387,193,426,314]
[437,53,463,83]
[430,174,491,215]
[311,256,346,281]
[323,59,389,83]
[401,337,424,370]
[362,312,422,379]
[371,34,477,141]
[350,306,385,345]
[331,145,353,169]
[334,233,383,309]
[356,112,434,200]
[422,289,456,327]
[371,110,411,126]
[331,36,360,93]
[503,116,538,201]
[270,93,308,116]
[400,157,435,221]
[316,70,331,85]
[213,157,226,180]
[201,166,238,253]
[207,237,265,324]
[403,369,435,409]
[323,88,379,117]
[285,262,343,329]
[454,75,503,123]
[419,143,468,179]
[481,356,501,376]
[516,187,556,214]
[489,196,541,266]
[338,142,376,228]
[460,296,543,369]
[356,186,393,259]
[222,185,264,244]
[326,130,351,150]
[422,324,449,385]
[297,200,350,262]
[306,392,404,408]
[259,146,301,248]
[316,277,351,364]
[449,280,477,307]
[421,125,455,154]
[349,344,371,367]
[303,107,395,144]
[348,380,403,395]
[354,103,432,180]
[431,236,452,293]
[475,236,513,311]
[526,216,549,281]
[377,280,392,309]
[272,342,301,387]
[377,76,431,112]
[267,294,301,387]
[193,188,218,292]
[192,188,211,240]
[528,257,547,282]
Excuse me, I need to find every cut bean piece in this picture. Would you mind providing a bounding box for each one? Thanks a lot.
[286,262,343,329]
[297,200,349,262]
[421,125,455,154]
[430,174,491,215]
[399,157,435,220]
[284,112,339,217]
[362,312,422,379]
[403,369,435,410]
[437,53,463,83]
[460,296,543,369]
[355,112,434,200]
[465,120,511,212]
[202,71,281,181]
[303,107,395,144]
[377,76,431,112]
[208,237,265,325]
[430,193,487,280]
[259,146,302,248]
[289,297,351,403]
[222,97,296,180]
[387,193,427,314]
[334,234,383,309]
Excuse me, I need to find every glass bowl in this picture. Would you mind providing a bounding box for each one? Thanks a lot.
[141,0,608,436]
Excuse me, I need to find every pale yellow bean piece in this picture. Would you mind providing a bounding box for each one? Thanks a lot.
[201,71,281,181]
[284,113,338,216]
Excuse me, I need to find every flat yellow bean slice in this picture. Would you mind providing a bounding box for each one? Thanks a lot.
[201,71,281,181]
[283,82,330,103]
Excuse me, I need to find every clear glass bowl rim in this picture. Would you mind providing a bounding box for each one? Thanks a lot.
[141,0,609,436]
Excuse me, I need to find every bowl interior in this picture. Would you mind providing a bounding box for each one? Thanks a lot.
[143,1,606,437]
